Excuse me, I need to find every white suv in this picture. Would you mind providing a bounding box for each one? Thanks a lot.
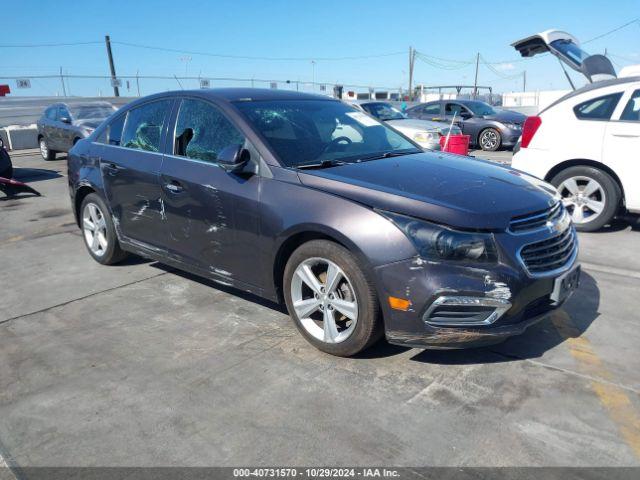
[511,30,640,231]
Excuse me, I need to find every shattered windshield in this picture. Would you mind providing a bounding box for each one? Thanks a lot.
[235,100,419,167]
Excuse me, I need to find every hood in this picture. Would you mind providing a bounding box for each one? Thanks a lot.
[298,152,558,230]
[73,118,104,129]
[385,118,446,131]
[484,110,526,124]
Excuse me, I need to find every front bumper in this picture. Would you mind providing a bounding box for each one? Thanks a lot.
[500,128,522,148]
[374,251,578,349]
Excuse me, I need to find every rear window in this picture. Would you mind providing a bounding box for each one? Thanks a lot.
[573,93,622,120]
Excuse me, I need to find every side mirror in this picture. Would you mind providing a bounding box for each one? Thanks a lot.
[217,144,250,173]
[459,111,472,120]
[60,116,71,124]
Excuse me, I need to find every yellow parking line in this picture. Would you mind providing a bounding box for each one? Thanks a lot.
[552,310,640,458]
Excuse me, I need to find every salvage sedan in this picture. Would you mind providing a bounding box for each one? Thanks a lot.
[68,89,580,356]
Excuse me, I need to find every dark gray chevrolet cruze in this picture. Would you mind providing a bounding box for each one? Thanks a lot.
[68,89,580,356]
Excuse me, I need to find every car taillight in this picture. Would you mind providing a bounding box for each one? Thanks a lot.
[521,116,541,148]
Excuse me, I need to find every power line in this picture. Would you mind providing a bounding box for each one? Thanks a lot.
[0,41,102,48]
[111,41,406,61]
[584,18,640,44]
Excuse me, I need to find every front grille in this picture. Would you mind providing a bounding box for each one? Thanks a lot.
[510,202,563,233]
[520,227,577,274]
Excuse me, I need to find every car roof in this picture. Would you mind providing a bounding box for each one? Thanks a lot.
[146,88,334,102]
[542,76,640,113]
[118,88,338,112]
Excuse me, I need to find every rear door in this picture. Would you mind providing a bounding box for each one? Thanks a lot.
[159,97,262,287]
[97,98,173,248]
[603,87,640,210]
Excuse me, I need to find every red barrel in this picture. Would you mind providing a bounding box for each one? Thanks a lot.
[440,134,470,156]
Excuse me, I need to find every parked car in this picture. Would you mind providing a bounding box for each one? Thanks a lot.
[37,101,116,160]
[68,88,579,356]
[512,29,640,231]
[406,100,525,151]
[354,101,462,150]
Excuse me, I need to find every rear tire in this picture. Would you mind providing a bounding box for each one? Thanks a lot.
[551,166,620,232]
[39,137,56,161]
[283,240,383,357]
[80,193,128,265]
[478,128,501,151]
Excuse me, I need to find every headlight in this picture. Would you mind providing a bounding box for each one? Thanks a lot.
[379,210,498,262]
[412,130,439,143]
[504,123,521,130]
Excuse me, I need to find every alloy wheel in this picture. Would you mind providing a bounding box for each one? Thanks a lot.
[82,202,108,257]
[480,130,499,150]
[558,176,606,224]
[290,257,358,344]
[39,139,48,159]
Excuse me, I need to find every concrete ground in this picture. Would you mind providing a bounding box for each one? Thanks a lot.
[1,151,639,468]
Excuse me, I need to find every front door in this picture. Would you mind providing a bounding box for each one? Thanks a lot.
[603,88,640,210]
[98,98,173,248]
[159,98,262,287]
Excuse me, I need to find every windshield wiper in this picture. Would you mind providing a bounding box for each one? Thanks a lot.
[356,150,419,163]
[296,159,347,170]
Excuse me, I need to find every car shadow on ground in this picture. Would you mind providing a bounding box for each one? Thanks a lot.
[594,215,640,233]
[12,167,63,183]
[408,271,600,365]
[151,262,287,313]
[148,259,599,364]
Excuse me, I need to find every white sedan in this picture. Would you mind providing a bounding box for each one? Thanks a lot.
[353,101,461,150]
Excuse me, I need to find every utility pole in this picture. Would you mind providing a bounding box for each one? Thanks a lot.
[311,60,316,91]
[59,67,67,97]
[408,46,416,101]
[473,52,480,99]
[105,35,120,97]
[523,70,527,92]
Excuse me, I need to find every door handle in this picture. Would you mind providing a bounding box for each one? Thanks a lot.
[103,162,124,172]
[611,133,639,138]
[165,181,184,193]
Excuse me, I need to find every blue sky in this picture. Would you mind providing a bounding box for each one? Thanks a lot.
[1,0,639,97]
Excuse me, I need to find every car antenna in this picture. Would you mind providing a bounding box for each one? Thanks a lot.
[443,111,457,152]
[557,58,576,90]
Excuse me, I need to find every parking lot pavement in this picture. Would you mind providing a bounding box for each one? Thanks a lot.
[1,153,639,468]
[469,148,513,165]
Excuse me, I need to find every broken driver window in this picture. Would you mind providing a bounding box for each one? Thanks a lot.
[174,99,245,163]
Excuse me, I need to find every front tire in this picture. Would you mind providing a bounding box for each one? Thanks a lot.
[551,166,620,232]
[80,193,128,265]
[479,128,501,151]
[39,137,56,161]
[283,240,382,356]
